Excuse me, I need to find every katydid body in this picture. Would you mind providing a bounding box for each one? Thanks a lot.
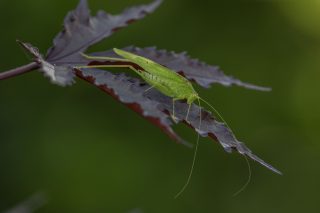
[79,48,200,121]
[112,48,199,105]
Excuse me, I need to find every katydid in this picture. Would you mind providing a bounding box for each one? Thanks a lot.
[77,48,226,123]
[76,48,234,198]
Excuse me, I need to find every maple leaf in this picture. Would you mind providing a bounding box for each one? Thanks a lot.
[75,68,281,174]
[41,0,162,85]
[0,0,281,174]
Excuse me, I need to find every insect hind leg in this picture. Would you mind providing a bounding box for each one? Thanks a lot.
[74,64,137,72]
[81,53,130,62]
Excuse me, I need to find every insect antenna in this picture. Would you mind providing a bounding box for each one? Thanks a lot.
[232,155,252,196]
[198,97,252,195]
[198,97,232,131]
[174,99,202,199]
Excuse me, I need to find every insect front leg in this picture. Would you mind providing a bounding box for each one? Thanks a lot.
[143,85,155,93]
[171,98,180,123]
[185,103,192,123]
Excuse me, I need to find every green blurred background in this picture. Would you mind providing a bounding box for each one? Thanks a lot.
[1,0,319,212]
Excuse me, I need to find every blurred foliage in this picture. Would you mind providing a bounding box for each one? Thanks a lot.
[0,0,319,212]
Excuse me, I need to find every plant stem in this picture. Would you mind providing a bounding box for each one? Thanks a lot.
[0,62,40,80]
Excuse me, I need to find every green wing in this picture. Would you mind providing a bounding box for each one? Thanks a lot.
[114,48,196,99]
[114,48,188,84]
[140,70,194,99]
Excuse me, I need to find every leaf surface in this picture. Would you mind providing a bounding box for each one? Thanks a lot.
[76,68,281,174]
[26,0,162,86]
[46,0,162,65]
[16,0,280,174]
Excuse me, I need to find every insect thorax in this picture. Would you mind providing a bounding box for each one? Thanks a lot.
[187,93,199,104]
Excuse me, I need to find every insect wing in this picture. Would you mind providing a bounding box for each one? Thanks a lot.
[114,48,188,83]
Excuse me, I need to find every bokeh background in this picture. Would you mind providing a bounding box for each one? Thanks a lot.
[1,0,320,212]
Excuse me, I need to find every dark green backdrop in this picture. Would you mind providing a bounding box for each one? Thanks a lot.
[1,0,319,212]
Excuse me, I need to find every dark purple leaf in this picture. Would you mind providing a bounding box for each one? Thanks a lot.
[88,46,271,91]
[46,0,162,65]
[75,68,281,174]
[22,0,162,86]
[17,41,75,86]
[11,0,280,175]
[75,68,190,147]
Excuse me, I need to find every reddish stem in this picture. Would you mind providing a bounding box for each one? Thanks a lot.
[0,62,40,80]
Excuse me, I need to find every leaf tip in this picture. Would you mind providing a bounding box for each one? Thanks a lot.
[246,152,282,175]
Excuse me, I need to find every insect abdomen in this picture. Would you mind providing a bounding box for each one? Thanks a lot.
[141,72,195,100]
[141,72,176,96]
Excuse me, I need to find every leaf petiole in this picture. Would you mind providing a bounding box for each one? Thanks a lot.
[0,62,40,80]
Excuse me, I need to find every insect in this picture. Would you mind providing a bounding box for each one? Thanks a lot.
[77,48,223,122]
[75,48,231,198]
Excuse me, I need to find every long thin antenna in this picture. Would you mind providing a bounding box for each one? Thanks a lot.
[232,155,252,196]
[174,100,202,199]
[198,97,232,131]
[199,97,253,195]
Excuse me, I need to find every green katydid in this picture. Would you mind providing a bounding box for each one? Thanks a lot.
[76,48,235,198]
